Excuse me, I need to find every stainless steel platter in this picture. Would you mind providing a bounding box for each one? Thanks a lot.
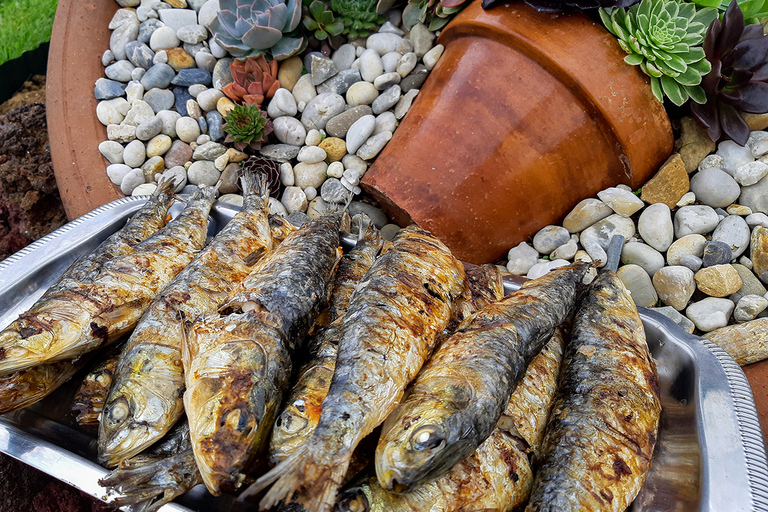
[1,195,767,512]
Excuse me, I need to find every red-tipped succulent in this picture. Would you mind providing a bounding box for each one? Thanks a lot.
[222,55,281,108]
[691,1,768,146]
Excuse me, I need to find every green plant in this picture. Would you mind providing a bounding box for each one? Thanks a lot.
[691,1,768,144]
[210,0,307,60]
[402,0,469,31]
[223,104,273,151]
[303,0,345,40]
[690,0,768,24]
[0,0,57,66]
[600,0,718,106]
[331,0,386,38]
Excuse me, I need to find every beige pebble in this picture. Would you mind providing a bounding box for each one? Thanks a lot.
[694,264,743,297]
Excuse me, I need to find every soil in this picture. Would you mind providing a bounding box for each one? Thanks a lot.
[0,76,114,512]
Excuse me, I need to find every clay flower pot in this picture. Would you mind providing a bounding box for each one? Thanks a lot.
[361,0,674,264]
[47,0,122,220]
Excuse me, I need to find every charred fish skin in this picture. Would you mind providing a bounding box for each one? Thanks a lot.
[0,360,85,415]
[336,329,566,512]
[99,420,202,512]
[375,262,589,492]
[525,271,661,512]
[73,352,121,426]
[269,225,383,465]
[250,226,466,512]
[98,175,274,467]
[0,185,218,374]
[184,214,344,495]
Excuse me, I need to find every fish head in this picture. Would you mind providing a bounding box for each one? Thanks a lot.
[335,484,373,512]
[375,376,478,492]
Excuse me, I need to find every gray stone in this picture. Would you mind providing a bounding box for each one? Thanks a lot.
[107,123,137,143]
[197,116,207,134]
[359,49,384,82]
[156,109,181,137]
[140,63,175,90]
[176,116,201,142]
[208,37,227,58]
[196,88,224,111]
[345,115,376,154]
[551,240,578,260]
[730,263,768,303]
[96,97,131,125]
[332,44,356,71]
[135,116,163,140]
[702,241,732,267]
[267,88,298,119]
[292,74,317,108]
[94,78,127,100]
[195,51,217,73]
[149,25,180,51]
[142,88,174,113]
[131,67,146,81]
[102,49,115,67]
[747,212,768,228]
[157,9,197,32]
[120,168,146,195]
[99,140,125,164]
[526,259,571,280]
[679,255,703,272]
[297,146,327,164]
[186,99,202,120]
[400,64,428,92]
[193,141,227,161]
[198,0,219,27]
[689,168,741,208]
[367,33,404,55]
[321,178,352,204]
[187,160,219,185]
[579,214,636,264]
[348,201,388,228]
[171,68,212,87]
[649,306,695,333]
[304,51,325,73]
[674,205,720,237]
[686,297,735,332]
[346,82,379,106]
[374,111,396,134]
[138,19,163,44]
[301,93,346,131]
[653,266,696,311]
[107,163,133,185]
[394,88,418,119]
[326,105,373,138]
[638,203,673,251]
[734,295,768,322]
[125,41,155,70]
[122,100,155,126]
[110,21,140,62]
[125,81,145,104]
[378,20,404,35]
[716,140,755,175]
[260,144,301,162]
[618,264,658,307]
[621,242,665,277]
[205,111,224,141]
[273,116,307,146]
[381,52,400,73]
[177,25,208,44]
[316,68,362,96]
[372,85,401,115]
[711,215,751,258]
[597,187,644,217]
[172,86,192,116]
[293,161,328,189]
[105,60,135,82]
[122,139,146,168]
[282,187,309,213]
[311,55,339,85]
[357,131,392,160]
[212,58,233,89]
[423,44,444,71]
[218,193,243,207]
[740,174,768,214]
[533,225,570,254]
[396,52,417,78]
[563,198,613,233]
[110,8,139,29]
[409,22,435,58]
[734,160,768,186]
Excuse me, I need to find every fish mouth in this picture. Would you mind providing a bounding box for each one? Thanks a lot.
[377,468,410,494]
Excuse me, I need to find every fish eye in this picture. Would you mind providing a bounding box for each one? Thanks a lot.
[335,490,369,512]
[277,411,308,435]
[410,425,445,452]
[108,400,129,423]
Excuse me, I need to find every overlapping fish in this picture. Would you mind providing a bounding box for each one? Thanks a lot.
[99,173,279,467]
[0,184,217,374]
[335,327,566,512]
[525,270,661,511]
[73,350,121,426]
[250,226,467,512]
[269,221,383,465]
[375,262,589,492]
[183,212,344,495]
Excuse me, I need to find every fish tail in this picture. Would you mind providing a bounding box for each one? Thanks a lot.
[189,183,219,202]
[240,170,269,207]
[154,176,176,196]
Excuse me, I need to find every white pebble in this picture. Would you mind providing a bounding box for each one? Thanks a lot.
[305,129,323,146]
[106,163,133,185]
[99,140,125,164]
[297,146,328,164]
[120,168,145,195]
[123,139,146,168]
[280,162,295,186]
[304,186,318,201]
[132,183,158,196]
[327,161,344,178]
[176,117,201,142]
[422,44,444,71]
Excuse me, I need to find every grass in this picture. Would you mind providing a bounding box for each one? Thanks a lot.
[0,0,58,67]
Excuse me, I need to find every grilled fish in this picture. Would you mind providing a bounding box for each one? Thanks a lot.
[99,174,275,467]
[525,270,661,512]
[0,359,86,414]
[375,262,589,492]
[335,327,566,512]
[183,213,344,495]
[250,226,466,512]
[73,351,121,426]
[0,185,218,373]
[99,419,202,512]
[269,222,383,465]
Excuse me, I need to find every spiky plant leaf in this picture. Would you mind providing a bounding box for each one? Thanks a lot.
[223,104,273,151]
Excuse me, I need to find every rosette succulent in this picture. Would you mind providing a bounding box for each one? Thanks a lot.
[222,55,280,107]
[241,155,282,197]
[303,0,345,40]
[403,0,469,31]
[331,0,386,38]
[691,1,768,145]
[210,0,307,60]
[223,104,273,151]
[600,0,718,106]
[691,0,768,24]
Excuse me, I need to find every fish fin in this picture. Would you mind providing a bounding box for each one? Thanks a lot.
[154,176,177,196]
[189,183,220,202]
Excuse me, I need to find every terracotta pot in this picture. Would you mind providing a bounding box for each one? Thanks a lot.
[47,0,122,220]
[361,0,674,264]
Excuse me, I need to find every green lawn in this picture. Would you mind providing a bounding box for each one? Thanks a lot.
[0,0,58,66]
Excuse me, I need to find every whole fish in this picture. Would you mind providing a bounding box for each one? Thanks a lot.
[73,351,121,426]
[0,359,86,414]
[525,271,661,512]
[335,328,566,512]
[99,174,275,467]
[183,213,344,495]
[269,222,383,465]
[250,225,466,512]
[99,419,202,512]
[0,185,218,374]
[375,262,590,492]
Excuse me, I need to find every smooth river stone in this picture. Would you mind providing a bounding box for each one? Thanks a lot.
[637,203,674,252]
[578,214,636,264]
[562,198,613,233]
[617,264,658,307]
[686,297,735,332]
[301,93,346,131]
[752,226,768,284]
[694,264,743,297]
[711,215,751,258]
[704,318,768,365]
[653,265,696,311]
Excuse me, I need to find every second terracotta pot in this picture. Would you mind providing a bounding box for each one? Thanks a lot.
[361,1,673,264]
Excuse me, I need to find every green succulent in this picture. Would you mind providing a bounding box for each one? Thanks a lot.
[600,0,718,106]
[403,0,469,31]
[223,104,273,151]
[303,0,345,40]
[690,0,768,24]
[331,0,386,38]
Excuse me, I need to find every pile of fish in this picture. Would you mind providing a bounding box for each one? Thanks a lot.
[0,169,662,512]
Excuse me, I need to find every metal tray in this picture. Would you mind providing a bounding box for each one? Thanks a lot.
[1,196,767,512]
